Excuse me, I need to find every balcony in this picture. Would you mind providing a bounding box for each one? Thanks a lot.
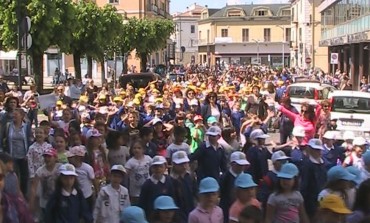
[321,15,370,40]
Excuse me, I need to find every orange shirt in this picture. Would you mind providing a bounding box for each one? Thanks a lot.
[229,198,261,222]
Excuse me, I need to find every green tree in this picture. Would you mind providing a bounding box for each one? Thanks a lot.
[71,2,123,79]
[126,18,174,71]
[0,0,77,90]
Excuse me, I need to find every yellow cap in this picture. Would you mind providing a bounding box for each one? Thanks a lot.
[319,194,352,214]
[155,98,163,103]
[119,91,126,95]
[200,83,206,89]
[152,89,159,93]
[113,97,123,102]
[135,93,142,99]
[79,96,88,103]
[56,100,63,106]
[133,99,141,105]
[98,94,106,100]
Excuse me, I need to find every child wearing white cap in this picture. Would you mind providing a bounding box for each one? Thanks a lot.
[45,164,93,223]
[257,150,290,209]
[138,156,175,221]
[170,151,195,222]
[219,151,250,223]
[94,165,130,223]
[343,137,367,170]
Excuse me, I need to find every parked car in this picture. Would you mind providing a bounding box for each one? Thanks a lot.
[328,90,370,139]
[285,80,336,112]
[119,72,163,91]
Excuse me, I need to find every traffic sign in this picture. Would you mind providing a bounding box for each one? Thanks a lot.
[330,53,339,64]
[305,57,312,64]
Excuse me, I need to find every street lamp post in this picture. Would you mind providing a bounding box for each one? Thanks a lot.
[252,39,260,65]
[276,25,285,68]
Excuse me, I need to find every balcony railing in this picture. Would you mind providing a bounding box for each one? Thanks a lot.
[322,15,370,40]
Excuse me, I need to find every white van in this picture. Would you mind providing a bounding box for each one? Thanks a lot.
[286,80,336,112]
[328,90,370,139]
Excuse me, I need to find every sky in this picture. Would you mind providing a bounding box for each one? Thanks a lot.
[170,0,289,13]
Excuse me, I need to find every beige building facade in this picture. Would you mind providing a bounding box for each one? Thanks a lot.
[198,4,291,68]
[290,0,328,71]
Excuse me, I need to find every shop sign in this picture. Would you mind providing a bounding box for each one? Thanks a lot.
[348,32,369,43]
[330,37,345,45]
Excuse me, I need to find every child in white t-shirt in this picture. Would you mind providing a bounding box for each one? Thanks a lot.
[125,140,152,204]
[166,126,190,163]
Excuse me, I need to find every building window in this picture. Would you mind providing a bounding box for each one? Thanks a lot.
[285,28,291,42]
[109,0,119,3]
[299,28,302,42]
[221,29,228,37]
[207,30,210,43]
[264,28,271,42]
[242,29,249,42]
[282,9,290,16]
[255,10,268,16]
[191,25,195,34]
[199,31,202,40]
[228,10,242,17]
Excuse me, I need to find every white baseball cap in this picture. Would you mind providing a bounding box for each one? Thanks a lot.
[250,129,269,140]
[189,99,198,106]
[323,131,336,140]
[292,126,305,137]
[271,150,290,163]
[343,131,355,141]
[152,118,163,126]
[59,164,78,176]
[151,155,167,166]
[206,126,222,136]
[353,137,366,146]
[111,165,126,174]
[230,151,250,165]
[172,151,190,164]
[86,128,102,139]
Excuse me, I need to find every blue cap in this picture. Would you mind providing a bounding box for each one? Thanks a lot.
[277,163,299,179]
[154,196,179,210]
[234,173,257,188]
[120,206,148,223]
[346,166,362,185]
[362,151,370,166]
[199,177,219,194]
[327,166,355,182]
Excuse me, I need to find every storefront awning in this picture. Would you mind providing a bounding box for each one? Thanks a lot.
[0,50,17,60]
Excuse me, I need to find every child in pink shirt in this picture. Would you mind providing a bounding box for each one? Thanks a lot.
[229,173,261,223]
[188,177,223,223]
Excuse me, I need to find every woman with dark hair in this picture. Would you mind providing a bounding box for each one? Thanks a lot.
[277,101,321,145]
[201,92,222,124]
[278,96,299,144]
[0,96,20,125]
[183,88,200,113]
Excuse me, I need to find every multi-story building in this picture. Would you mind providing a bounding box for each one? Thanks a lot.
[171,3,205,65]
[197,4,291,68]
[319,0,370,89]
[290,0,327,70]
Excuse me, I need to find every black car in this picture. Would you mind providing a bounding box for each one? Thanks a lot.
[119,72,163,90]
